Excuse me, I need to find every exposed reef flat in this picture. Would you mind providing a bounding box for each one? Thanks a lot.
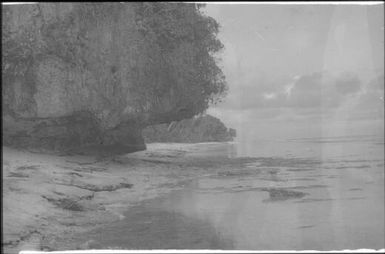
[3,142,384,252]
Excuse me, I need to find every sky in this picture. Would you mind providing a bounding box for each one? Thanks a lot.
[203,3,384,142]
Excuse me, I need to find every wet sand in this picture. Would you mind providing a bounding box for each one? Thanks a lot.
[3,140,385,252]
[2,142,246,253]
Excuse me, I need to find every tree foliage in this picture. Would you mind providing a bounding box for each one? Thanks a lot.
[132,2,227,118]
[2,3,227,124]
[143,114,235,143]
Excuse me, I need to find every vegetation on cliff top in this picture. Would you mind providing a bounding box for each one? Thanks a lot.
[132,2,228,122]
[2,3,227,152]
[2,3,227,124]
[143,114,236,143]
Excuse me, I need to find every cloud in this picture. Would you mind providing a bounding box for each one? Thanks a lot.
[351,73,384,120]
[284,75,299,97]
[286,72,325,108]
[263,92,277,100]
[216,71,380,121]
[334,72,362,95]
[366,74,384,92]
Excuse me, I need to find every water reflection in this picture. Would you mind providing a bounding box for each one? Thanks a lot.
[156,168,384,250]
[86,200,234,249]
[82,135,384,250]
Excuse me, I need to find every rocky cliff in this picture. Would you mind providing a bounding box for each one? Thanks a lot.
[2,3,226,154]
[143,114,236,143]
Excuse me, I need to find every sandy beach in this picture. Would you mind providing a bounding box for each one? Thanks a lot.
[2,142,246,252]
[3,138,384,252]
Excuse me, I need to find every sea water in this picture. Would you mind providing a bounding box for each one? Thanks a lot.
[80,133,384,250]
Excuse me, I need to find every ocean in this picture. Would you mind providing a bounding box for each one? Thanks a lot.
[74,132,384,250]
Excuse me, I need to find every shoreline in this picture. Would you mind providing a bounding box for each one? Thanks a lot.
[3,140,384,251]
[2,142,242,253]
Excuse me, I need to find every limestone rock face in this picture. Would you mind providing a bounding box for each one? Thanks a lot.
[2,3,199,153]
